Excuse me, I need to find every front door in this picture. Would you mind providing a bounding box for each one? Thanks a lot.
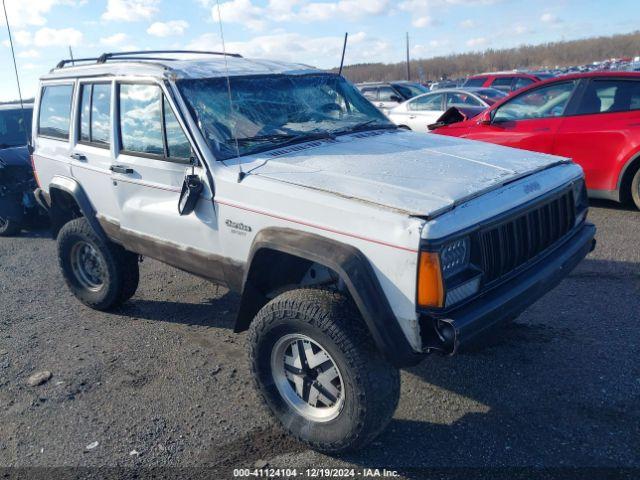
[463,80,579,154]
[110,82,224,280]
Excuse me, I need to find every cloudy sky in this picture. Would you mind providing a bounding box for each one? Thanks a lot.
[1,0,638,101]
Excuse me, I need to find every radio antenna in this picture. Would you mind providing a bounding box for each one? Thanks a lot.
[2,0,29,147]
[215,0,244,182]
[338,32,348,76]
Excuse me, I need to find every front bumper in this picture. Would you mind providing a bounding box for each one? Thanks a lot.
[420,222,596,354]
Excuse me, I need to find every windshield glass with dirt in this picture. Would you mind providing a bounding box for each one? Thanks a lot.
[177,73,394,160]
[0,107,32,149]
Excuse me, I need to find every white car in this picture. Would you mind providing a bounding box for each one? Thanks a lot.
[387,87,506,132]
[32,51,595,453]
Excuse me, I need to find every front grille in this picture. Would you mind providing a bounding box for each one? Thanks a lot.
[475,189,576,284]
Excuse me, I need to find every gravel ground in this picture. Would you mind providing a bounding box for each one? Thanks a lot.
[0,201,638,479]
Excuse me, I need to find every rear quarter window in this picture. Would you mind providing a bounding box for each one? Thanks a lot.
[38,85,73,140]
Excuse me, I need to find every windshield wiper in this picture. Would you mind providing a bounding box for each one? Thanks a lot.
[334,120,397,135]
[229,131,336,146]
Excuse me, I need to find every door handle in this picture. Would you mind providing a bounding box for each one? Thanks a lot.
[70,153,87,162]
[110,165,134,174]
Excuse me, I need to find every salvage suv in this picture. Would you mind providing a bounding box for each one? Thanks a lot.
[32,51,595,453]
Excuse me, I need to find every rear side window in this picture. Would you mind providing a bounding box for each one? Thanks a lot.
[361,88,377,101]
[79,83,112,147]
[491,77,514,91]
[408,93,443,111]
[575,79,640,115]
[119,83,190,161]
[513,77,535,90]
[378,87,398,102]
[464,78,485,88]
[38,85,73,140]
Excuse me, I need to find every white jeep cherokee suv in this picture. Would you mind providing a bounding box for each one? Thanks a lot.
[32,51,595,453]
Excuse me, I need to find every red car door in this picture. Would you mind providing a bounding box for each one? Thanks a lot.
[460,80,579,154]
[553,78,640,193]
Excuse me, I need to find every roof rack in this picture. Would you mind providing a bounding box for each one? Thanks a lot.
[55,50,243,69]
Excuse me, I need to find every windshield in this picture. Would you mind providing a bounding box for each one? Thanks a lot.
[0,107,32,149]
[392,83,428,99]
[177,73,394,160]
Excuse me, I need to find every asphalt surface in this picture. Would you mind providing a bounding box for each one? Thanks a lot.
[0,201,638,479]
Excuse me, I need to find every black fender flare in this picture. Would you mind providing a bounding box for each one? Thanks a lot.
[235,227,423,367]
[48,176,108,242]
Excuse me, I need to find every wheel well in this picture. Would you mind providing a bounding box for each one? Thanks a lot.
[234,248,346,333]
[49,188,82,238]
[619,154,640,204]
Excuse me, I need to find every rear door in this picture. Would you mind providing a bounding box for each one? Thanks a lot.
[69,81,120,221]
[553,78,640,192]
[111,81,223,264]
[402,93,445,131]
[463,80,578,154]
[33,83,75,188]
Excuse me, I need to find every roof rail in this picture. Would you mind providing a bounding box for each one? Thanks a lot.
[96,50,243,63]
[54,50,243,70]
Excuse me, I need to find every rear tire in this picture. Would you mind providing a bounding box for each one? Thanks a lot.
[57,217,139,310]
[248,289,400,453]
[0,217,20,237]
[631,167,640,210]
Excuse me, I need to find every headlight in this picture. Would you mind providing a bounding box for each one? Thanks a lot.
[572,178,588,211]
[572,178,588,226]
[440,237,470,277]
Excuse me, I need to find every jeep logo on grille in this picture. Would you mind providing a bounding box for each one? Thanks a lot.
[225,219,252,233]
[524,181,541,194]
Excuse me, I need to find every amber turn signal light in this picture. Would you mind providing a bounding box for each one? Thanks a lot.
[417,251,444,308]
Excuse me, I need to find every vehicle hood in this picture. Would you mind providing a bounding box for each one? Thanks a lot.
[0,146,30,168]
[248,130,571,218]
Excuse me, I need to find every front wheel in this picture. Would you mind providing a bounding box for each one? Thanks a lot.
[0,216,20,237]
[57,217,139,310]
[248,289,400,453]
[631,167,640,210]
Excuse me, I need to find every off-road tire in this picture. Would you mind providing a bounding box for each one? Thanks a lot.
[0,217,20,237]
[248,288,400,453]
[57,217,139,310]
[631,166,640,211]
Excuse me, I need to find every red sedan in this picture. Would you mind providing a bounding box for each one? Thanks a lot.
[434,72,640,209]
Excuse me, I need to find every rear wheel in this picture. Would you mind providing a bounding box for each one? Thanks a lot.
[57,217,139,310]
[0,217,20,237]
[631,167,640,210]
[248,289,400,453]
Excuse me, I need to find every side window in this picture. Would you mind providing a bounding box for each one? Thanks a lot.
[163,96,191,159]
[378,87,398,102]
[119,83,191,161]
[446,92,483,108]
[119,84,164,156]
[38,85,73,140]
[361,88,377,101]
[513,77,535,91]
[494,81,576,122]
[409,93,443,111]
[464,78,486,88]
[79,83,111,147]
[575,80,640,115]
[490,77,514,92]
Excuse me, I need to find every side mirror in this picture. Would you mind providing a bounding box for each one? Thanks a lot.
[477,110,492,125]
[178,171,204,216]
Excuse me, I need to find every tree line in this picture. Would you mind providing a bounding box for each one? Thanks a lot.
[336,31,640,83]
